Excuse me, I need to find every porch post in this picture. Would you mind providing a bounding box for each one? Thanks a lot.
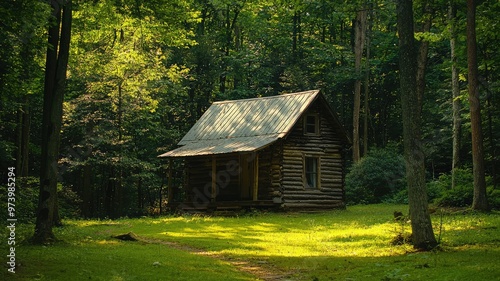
[253,153,259,201]
[211,155,216,202]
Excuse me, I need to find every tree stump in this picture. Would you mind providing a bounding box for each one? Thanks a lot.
[112,232,140,241]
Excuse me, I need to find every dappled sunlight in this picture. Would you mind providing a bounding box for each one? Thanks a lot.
[10,205,499,281]
[61,208,418,260]
[65,219,124,227]
[146,216,186,224]
[161,229,237,240]
[96,239,120,245]
[146,214,410,259]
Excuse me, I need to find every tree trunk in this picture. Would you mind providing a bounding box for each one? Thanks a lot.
[292,11,302,63]
[352,8,367,162]
[450,3,461,189]
[363,11,371,157]
[416,1,432,110]
[396,0,437,250]
[16,105,23,174]
[466,0,488,211]
[33,0,72,244]
[20,97,30,177]
[82,164,92,217]
[116,83,123,218]
[16,19,38,178]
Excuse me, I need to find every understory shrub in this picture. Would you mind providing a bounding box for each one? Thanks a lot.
[434,184,474,207]
[0,176,82,223]
[345,147,406,204]
[0,176,38,223]
[431,168,499,209]
[488,188,500,210]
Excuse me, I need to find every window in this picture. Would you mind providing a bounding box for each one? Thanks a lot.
[304,156,319,189]
[304,114,319,135]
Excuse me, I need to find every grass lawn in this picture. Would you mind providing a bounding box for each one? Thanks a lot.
[2,204,499,281]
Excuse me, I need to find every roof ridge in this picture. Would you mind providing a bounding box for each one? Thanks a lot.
[181,133,282,143]
[212,89,320,105]
[176,89,322,146]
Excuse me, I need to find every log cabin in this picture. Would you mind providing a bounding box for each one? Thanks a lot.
[158,89,350,211]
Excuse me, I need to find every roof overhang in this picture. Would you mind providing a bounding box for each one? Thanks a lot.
[158,134,280,158]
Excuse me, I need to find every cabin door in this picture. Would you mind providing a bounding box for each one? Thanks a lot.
[240,153,255,200]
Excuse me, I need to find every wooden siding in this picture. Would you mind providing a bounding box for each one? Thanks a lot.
[182,152,279,204]
[256,144,282,201]
[280,99,345,209]
[183,156,211,204]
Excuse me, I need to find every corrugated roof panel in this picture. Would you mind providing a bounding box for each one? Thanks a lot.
[164,90,322,157]
[158,135,279,157]
[178,90,319,146]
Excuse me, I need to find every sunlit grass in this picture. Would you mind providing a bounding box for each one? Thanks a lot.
[2,204,499,280]
[143,205,413,259]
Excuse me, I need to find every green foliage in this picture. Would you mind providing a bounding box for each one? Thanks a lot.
[435,184,474,207]
[488,188,500,210]
[429,168,500,209]
[1,0,499,222]
[0,177,38,223]
[58,184,83,219]
[0,177,83,223]
[346,147,406,204]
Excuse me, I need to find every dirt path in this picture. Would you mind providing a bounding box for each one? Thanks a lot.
[113,232,296,281]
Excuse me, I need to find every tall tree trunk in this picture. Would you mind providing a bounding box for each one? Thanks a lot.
[17,33,35,177]
[416,1,432,109]
[82,164,92,217]
[20,97,30,177]
[292,11,301,62]
[466,0,488,211]
[352,8,367,162]
[396,0,437,250]
[33,0,72,244]
[450,2,461,189]
[115,83,124,218]
[16,105,23,174]
[486,93,496,189]
[363,10,371,157]
[481,49,497,189]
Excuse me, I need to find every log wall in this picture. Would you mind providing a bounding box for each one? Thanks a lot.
[257,144,282,201]
[280,100,346,209]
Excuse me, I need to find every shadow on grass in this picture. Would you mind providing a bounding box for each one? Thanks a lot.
[4,205,499,281]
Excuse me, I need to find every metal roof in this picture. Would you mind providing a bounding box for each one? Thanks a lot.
[159,90,334,158]
[158,135,279,157]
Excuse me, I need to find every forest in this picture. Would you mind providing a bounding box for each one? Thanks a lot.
[1,0,499,222]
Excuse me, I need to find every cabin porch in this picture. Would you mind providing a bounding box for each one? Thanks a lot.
[165,150,278,211]
[166,200,278,213]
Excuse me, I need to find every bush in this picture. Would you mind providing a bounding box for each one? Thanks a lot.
[435,184,473,207]
[58,185,83,219]
[345,147,406,204]
[0,177,82,223]
[431,168,500,209]
[487,187,500,210]
[0,177,38,223]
